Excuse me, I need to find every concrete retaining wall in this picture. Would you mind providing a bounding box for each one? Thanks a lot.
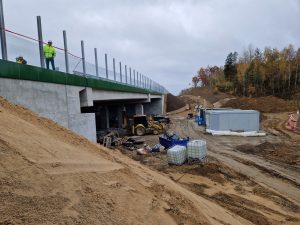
[0,77,96,141]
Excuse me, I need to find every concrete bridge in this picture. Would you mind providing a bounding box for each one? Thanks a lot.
[0,60,166,141]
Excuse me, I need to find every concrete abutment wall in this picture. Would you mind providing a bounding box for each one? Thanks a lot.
[0,77,165,142]
[0,77,96,141]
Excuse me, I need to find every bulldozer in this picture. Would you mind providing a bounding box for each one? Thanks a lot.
[132,115,163,136]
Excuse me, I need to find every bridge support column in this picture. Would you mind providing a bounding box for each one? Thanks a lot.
[117,106,123,128]
[143,96,165,115]
[135,104,144,115]
[105,106,110,128]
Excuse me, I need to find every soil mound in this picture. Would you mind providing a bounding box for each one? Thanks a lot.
[0,97,246,225]
[237,142,300,167]
[166,93,186,112]
[180,87,231,104]
[223,96,297,113]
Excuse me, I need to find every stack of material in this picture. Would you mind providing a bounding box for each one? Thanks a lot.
[187,140,207,160]
[167,145,187,165]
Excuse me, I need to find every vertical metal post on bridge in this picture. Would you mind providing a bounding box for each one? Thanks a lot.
[94,48,99,77]
[113,58,116,81]
[129,67,132,85]
[133,70,135,86]
[119,62,122,83]
[0,0,7,60]
[146,77,149,89]
[63,30,69,73]
[136,72,138,87]
[81,40,86,76]
[139,73,141,87]
[36,16,45,68]
[125,65,128,84]
[105,53,108,79]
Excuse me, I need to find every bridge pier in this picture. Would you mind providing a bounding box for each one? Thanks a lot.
[135,104,144,115]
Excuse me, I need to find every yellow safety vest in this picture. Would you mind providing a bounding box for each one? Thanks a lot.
[43,45,56,59]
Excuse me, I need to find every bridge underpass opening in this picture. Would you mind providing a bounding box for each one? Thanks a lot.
[80,97,164,139]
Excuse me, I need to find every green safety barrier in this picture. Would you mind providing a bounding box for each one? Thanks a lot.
[0,59,161,95]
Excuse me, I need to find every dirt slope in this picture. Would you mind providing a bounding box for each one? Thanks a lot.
[180,87,231,104]
[0,97,250,225]
[166,93,186,112]
[223,96,297,113]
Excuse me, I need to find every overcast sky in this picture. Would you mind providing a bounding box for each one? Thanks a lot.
[3,0,300,94]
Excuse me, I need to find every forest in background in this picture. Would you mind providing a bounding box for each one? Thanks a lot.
[189,45,300,99]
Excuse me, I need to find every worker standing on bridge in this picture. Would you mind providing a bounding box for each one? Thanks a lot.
[43,40,56,70]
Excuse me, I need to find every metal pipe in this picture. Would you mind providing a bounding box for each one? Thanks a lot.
[36,16,45,68]
[125,65,127,84]
[129,67,132,85]
[133,70,135,86]
[113,58,116,81]
[136,71,138,86]
[94,48,99,77]
[119,61,122,82]
[0,0,7,60]
[105,53,108,79]
[81,40,86,75]
[63,30,69,73]
[141,75,143,88]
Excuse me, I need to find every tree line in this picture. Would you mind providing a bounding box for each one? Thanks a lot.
[191,45,300,98]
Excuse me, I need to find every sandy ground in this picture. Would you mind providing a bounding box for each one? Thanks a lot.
[119,95,300,225]
[0,96,256,225]
[120,118,300,225]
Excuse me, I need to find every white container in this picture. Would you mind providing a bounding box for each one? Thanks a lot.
[206,110,259,132]
[187,140,207,160]
[167,145,187,165]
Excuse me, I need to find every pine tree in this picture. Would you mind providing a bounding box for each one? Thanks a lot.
[224,52,238,81]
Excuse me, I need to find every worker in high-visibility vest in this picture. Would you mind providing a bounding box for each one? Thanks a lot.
[43,40,56,70]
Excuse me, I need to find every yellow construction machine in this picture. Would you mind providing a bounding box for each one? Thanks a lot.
[132,115,163,136]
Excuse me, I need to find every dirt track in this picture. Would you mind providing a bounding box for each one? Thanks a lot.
[134,116,300,224]
[120,112,300,224]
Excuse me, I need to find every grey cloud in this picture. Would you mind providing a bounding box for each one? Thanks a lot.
[3,0,300,94]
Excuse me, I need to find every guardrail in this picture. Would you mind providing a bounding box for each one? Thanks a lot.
[0,0,168,94]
